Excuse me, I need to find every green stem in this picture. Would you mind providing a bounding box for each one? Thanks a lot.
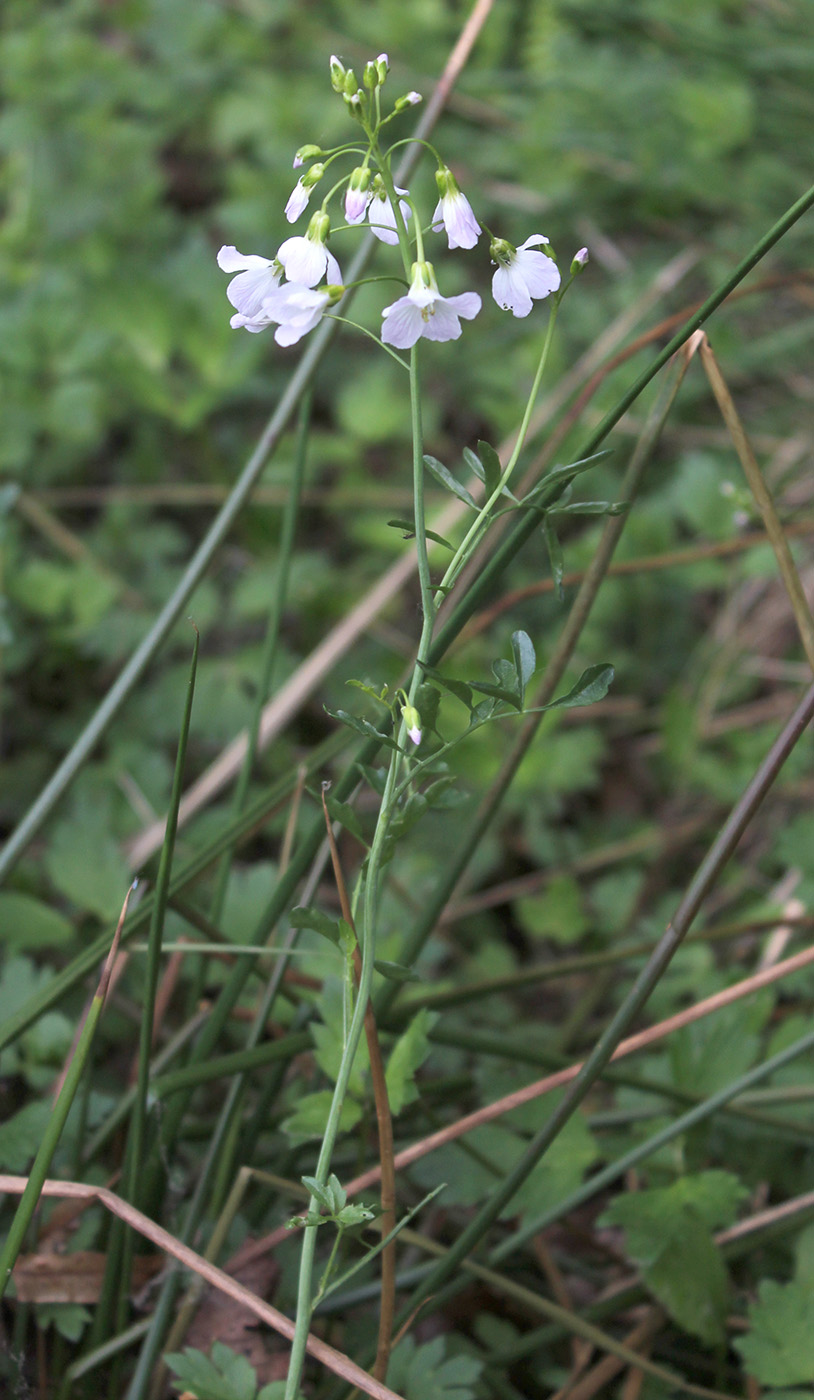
[438,297,560,596]
[283,210,434,1400]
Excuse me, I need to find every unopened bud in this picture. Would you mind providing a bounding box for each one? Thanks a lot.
[401,703,422,746]
[363,60,378,90]
[343,69,359,98]
[395,91,422,111]
[329,55,346,91]
[376,53,389,84]
[570,246,589,274]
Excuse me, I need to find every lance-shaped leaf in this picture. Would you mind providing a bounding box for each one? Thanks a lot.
[423,455,478,509]
[387,518,455,549]
[289,906,342,946]
[463,441,518,503]
[511,631,536,701]
[325,707,402,751]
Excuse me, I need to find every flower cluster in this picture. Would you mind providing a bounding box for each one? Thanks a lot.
[217,53,585,351]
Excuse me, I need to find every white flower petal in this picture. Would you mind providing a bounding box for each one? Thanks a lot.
[325,250,342,285]
[518,235,550,251]
[492,265,532,316]
[514,249,561,299]
[368,188,411,246]
[217,245,273,274]
[277,236,325,287]
[381,295,424,348]
[284,180,310,223]
[225,265,282,319]
[345,187,369,223]
[443,292,481,321]
[433,191,480,250]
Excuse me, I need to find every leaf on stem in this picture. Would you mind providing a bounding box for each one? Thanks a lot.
[423,455,478,509]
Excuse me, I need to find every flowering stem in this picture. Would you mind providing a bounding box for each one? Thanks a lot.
[438,296,560,599]
[284,158,435,1400]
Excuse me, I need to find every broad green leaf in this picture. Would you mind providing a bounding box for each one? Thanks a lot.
[165,1341,257,1400]
[44,810,131,921]
[601,1172,745,1346]
[35,1304,91,1342]
[387,1335,482,1400]
[0,893,73,950]
[517,874,589,946]
[735,1280,814,1386]
[545,664,614,710]
[385,1008,437,1115]
[0,1101,52,1172]
[282,1089,362,1143]
[423,455,478,509]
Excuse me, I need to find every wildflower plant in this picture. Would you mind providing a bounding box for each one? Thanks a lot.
[215,53,606,1398]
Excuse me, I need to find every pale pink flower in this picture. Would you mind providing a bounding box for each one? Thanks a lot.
[381,262,481,349]
[366,184,411,245]
[217,246,283,333]
[491,235,561,317]
[432,168,480,250]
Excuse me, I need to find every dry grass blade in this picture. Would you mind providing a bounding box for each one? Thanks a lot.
[698,332,814,673]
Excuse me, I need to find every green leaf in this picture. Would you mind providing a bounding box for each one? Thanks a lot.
[44,809,131,921]
[545,664,614,710]
[325,707,401,751]
[600,1173,745,1347]
[282,1089,362,1143]
[417,664,473,711]
[550,500,629,516]
[387,519,455,549]
[0,893,73,950]
[387,1336,482,1400]
[466,679,522,711]
[511,631,536,699]
[374,959,420,984]
[322,794,367,845]
[386,1008,437,1115]
[289,906,341,947]
[476,438,505,497]
[301,1175,336,1213]
[735,1280,814,1386]
[423,455,478,509]
[0,1101,53,1172]
[165,1341,258,1400]
[35,1304,91,1342]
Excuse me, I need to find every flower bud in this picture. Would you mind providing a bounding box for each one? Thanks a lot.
[294,143,323,168]
[400,703,422,746]
[489,236,516,266]
[329,55,346,91]
[363,60,378,90]
[308,209,331,244]
[302,161,325,190]
[394,91,422,111]
[376,53,389,84]
[343,68,359,98]
[570,246,589,274]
